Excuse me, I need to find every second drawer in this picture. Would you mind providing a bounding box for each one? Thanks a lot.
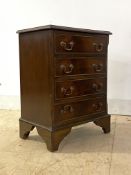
[55,77,106,100]
[55,57,106,77]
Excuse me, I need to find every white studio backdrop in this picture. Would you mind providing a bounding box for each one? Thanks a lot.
[0,0,131,115]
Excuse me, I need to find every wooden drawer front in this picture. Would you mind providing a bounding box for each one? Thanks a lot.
[55,78,106,100]
[55,57,106,76]
[54,32,108,54]
[54,98,106,123]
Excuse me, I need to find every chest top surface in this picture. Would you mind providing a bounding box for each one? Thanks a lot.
[17,25,112,35]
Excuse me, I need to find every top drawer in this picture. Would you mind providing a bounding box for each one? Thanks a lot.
[54,31,108,54]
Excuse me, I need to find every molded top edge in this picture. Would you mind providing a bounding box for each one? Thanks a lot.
[17,25,112,35]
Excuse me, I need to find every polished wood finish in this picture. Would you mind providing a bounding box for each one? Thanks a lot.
[94,116,110,133]
[17,25,112,35]
[54,31,108,54]
[55,57,106,77]
[19,120,35,139]
[17,25,111,152]
[55,77,106,99]
[54,97,106,125]
[19,30,52,128]
[37,127,71,151]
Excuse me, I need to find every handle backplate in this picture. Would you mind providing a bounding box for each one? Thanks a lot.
[61,105,74,114]
[60,41,74,51]
[60,64,74,74]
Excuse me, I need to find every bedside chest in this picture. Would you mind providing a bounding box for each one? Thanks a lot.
[17,25,112,152]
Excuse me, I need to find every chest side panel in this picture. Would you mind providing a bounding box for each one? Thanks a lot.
[19,30,53,128]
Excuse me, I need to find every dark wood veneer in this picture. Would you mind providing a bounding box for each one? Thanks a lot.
[54,32,108,54]
[17,25,111,152]
[55,57,106,77]
[54,97,106,125]
[55,77,106,99]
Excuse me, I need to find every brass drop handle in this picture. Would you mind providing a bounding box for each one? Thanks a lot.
[60,41,74,51]
[60,64,74,74]
[92,64,103,72]
[92,83,103,92]
[92,102,103,112]
[61,86,74,96]
[61,105,74,114]
[93,43,104,52]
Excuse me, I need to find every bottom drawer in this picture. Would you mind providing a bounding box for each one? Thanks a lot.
[54,97,106,124]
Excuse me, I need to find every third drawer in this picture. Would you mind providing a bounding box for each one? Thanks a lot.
[55,77,106,100]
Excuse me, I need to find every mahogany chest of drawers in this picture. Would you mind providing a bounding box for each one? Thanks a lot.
[17,25,112,152]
